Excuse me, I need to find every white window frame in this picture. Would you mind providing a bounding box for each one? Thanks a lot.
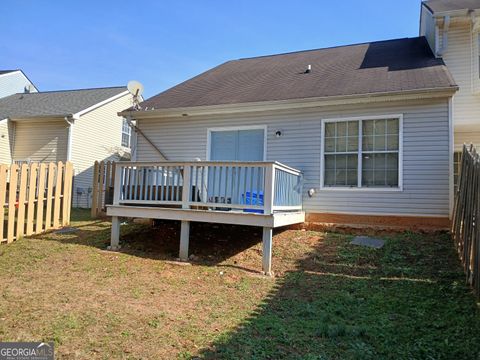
[206,125,268,161]
[320,114,403,192]
[121,118,131,148]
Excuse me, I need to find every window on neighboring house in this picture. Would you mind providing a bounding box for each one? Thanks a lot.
[323,117,401,188]
[121,119,131,147]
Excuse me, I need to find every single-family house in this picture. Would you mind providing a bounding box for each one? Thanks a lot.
[0,86,136,207]
[108,36,458,274]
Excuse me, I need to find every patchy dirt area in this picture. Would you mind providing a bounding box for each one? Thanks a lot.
[0,209,479,359]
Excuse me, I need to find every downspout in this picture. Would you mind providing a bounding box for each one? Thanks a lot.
[125,115,167,160]
[9,118,15,164]
[64,115,76,162]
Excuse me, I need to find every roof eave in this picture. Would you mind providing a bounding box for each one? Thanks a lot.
[432,9,480,18]
[121,86,458,119]
[8,114,72,122]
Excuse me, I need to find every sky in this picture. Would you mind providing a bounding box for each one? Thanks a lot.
[2,0,422,98]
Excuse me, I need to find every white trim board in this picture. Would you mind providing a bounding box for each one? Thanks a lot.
[122,88,456,119]
[206,125,268,161]
[73,90,130,118]
[319,113,404,192]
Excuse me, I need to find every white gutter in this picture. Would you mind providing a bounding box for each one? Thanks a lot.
[120,87,458,119]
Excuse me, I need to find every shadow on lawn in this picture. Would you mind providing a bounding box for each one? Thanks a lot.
[198,232,480,360]
[43,209,267,267]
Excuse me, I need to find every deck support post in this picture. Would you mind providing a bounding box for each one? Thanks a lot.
[179,220,190,261]
[262,227,273,276]
[109,216,121,250]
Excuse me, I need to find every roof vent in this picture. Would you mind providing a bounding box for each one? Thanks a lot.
[305,64,312,74]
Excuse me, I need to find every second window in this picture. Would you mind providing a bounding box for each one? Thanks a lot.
[323,117,401,188]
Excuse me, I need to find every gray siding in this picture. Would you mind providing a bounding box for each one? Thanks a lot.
[0,71,37,99]
[135,98,451,217]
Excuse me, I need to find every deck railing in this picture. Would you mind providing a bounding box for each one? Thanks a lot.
[112,161,303,215]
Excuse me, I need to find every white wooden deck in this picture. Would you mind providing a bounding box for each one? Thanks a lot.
[106,161,304,275]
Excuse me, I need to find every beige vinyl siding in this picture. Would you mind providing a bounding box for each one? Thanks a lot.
[135,98,451,217]
[0,121,14,164]
[440,21,480,149]
[70,93,133,208]
[13,120,68,163]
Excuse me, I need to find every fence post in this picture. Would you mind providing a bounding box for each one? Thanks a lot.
[91,161,99,218]
[105,161,112,210]
[97,161,105,214]
[0,165,8,242]
[7,164,18,243]
[63,162,74,226]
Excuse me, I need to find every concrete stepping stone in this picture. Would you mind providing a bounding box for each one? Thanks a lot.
[351,236,385,249]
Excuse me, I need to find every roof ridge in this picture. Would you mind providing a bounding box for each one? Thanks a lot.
[17,86,127,95]
[236,37,417,61]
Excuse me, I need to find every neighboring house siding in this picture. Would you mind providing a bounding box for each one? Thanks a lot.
[0,72,37,98]
[70,93,133,208]
[420,6,436,54]
[13,120,68,162]
[0,120,14,164]
[135,98,450,217]
[441,22,480,149]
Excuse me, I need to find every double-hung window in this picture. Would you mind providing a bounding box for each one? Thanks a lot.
[121,118,131,148]
[322,116,401,189]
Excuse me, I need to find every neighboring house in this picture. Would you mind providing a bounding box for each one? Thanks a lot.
[0,87,136,207]
[0,70,39,165]
[420,0,480,181]
[0,70,38,98]
[119,37,457,229]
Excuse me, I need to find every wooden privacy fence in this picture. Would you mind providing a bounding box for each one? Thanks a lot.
[0,161,73,244]
[91,161,116,217]
[451,144,480,300]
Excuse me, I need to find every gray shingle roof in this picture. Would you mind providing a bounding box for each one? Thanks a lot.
[423,0,480,13]
[0,87,127,120]
[141,37,457,110]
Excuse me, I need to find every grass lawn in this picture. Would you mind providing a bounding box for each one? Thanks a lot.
[0,209,479,359]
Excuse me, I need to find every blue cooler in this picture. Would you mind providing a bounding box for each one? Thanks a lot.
[242,191,264,214]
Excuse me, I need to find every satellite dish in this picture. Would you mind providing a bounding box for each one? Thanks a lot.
[127,80,144,97]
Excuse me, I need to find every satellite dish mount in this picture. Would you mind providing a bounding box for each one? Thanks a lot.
[127,80,144,110]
